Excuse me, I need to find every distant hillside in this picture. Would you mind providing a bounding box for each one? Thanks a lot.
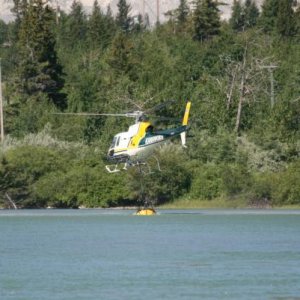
[0,0,265,23]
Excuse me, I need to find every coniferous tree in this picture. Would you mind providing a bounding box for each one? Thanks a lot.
[276,0,296,37]
[102,5,117,46]
[10,0,28,41]
[106,5,114,22]
[88,0,105,47]
[108,32,133,74]
[193,0,220,41]
[230,0,245,31]
[116,0,132,33]
[132,14,145,33]
[296,6,300,36]
[244,0,259,29]
[17,0,66,108]
[66,0,87,44]
[177,0,190,25]
[11,0,28,21]
[0,20,8,45]
[259,0,279,33]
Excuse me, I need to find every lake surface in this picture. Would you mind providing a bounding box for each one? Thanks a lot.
[1,209,300,300]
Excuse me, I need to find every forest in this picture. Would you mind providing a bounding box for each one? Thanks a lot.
[0,0,299,209]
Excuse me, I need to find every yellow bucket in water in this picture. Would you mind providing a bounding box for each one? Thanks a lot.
[135,208,156,216]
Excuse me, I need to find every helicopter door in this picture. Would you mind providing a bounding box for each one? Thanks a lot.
[118,133,130,149]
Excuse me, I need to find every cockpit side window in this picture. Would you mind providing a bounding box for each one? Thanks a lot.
[116,136,120,147]
[111,137,117,148]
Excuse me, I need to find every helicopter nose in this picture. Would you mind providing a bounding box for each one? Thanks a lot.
[108,149,114,157]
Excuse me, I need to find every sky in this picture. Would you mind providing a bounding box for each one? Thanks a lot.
[0,0,264,24]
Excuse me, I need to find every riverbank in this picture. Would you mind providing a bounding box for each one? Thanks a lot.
[1,200,300,210]
[159,198,300,210]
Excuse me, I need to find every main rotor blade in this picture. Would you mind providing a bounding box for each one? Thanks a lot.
[144,99,176,114]
[52,112,136,117]
[149,115,181,122]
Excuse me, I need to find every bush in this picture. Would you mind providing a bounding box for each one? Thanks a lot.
[33,166,131,208]
[0,145,66,207]
[271,160,300,206]
[188,129,237,163]
[247,172,274,207]
[221,163,253,197]
[189,163,222,200]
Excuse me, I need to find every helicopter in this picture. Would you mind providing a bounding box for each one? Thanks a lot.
[104,100,191,173]
[56,100,191,173]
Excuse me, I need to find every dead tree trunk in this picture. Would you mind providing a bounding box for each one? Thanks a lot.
[5,193,18,209]
[235,44,248,134]
[227,65,238,110]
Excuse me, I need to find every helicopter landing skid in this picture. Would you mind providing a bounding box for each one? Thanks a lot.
[105,164,123,173]
[105,161,144,173]
[105,157,162,174]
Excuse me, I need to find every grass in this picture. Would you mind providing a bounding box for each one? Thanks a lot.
[159,198,300,210]
[159,198,248,209]
[273,204,300,210]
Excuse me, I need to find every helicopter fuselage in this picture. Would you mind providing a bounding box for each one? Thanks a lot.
[107,121,188,163]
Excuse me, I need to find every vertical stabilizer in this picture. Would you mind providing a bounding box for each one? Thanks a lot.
[181,101,191,147]
[182,101,191,126]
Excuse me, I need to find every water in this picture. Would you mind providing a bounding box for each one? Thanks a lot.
[1,209,300,300]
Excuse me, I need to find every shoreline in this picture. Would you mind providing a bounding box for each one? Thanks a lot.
[1,197,300,210]
[1,205,300,210]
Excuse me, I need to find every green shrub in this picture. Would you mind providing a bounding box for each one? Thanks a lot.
[247,172,275,207]
[189,164,222,200]
[33,166,131,208]
[271,160,300,205]
[221,163,253,197]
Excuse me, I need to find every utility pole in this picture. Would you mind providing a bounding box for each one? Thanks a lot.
[260,65,278,108]
[0,58,4,143]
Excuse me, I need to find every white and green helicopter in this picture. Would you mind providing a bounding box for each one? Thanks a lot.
[57,100,191,173]
[104,100,191,173]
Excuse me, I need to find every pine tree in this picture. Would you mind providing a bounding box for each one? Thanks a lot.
[244,0,259,29]
[193,0,220,41]
[10,0,28,41]
[88,0,105,47]
[102,5,117,47]
[11,0,27,20]
[259,0,279,33]
[0,20,8,45]
[17,0,66,108]
[230,0,245,31]
[108,32,133,74]
[66,0,87,44]
[296,6,300,36]
[106,5,113,21]
[132,14,145,33]
[116,0,132,33]
[177,0,190,25]
[276,0,296,37]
